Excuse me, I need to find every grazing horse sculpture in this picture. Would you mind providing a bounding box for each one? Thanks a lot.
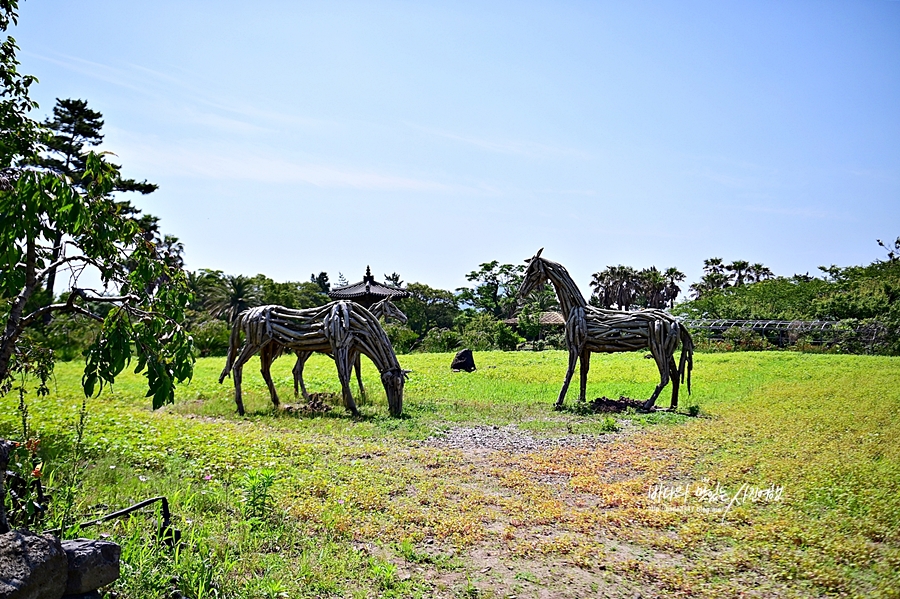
[519,249,693,411]
[290,296,408,399]
[219,300,407,416]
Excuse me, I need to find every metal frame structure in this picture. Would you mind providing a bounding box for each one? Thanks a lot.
[683,318,886,348]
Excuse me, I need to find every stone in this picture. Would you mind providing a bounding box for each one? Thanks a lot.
[450,348,476,372]
[0,530,68,599]
[61,539,120,595]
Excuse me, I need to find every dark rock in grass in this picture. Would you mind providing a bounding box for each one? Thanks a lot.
[588,396,649,412]
[0,530,67,599]
[450,349,476,372]
[61,539,120,595]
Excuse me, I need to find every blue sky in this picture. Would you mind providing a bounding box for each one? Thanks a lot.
[13,1,900,293]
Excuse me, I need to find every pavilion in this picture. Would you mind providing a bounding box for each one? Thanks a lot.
[328,266,409,309]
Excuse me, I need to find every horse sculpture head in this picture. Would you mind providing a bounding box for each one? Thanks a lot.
[381,367,409,417]
[382,297,409,325]
[519,247,548,298]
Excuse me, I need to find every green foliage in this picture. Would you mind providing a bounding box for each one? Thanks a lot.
[396,282,459,337]
[383,322,419,354]
[241,468,277,525]
[204,274,261,324]
[421,328,461,353]
[516,305,542,342]
[459,313,521,351]
[0,4,193,407]
[676,249,900,354]
[189,316,231,357]
[675,276,832,320]
[457,261,523,319]
[688,258,774,298]
[252,275,330,310]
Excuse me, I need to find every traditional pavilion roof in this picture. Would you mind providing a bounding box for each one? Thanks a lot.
[328,266,409,306]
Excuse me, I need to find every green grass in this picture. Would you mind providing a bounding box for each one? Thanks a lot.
[2,350,899,598]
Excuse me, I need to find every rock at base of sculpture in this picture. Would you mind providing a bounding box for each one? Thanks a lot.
[450,349,476,372]
[0,531,67,599]
[61,539,121,595]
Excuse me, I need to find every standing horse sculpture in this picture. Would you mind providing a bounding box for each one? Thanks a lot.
[519,249,693,411]
[219,300,407,417]
[291,296,408,399]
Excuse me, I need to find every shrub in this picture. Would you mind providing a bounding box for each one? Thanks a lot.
[383,323,419,354]
[190,318,231,357]
[421,328,462,353]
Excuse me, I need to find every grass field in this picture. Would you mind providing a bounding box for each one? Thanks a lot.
[2,350,899,598]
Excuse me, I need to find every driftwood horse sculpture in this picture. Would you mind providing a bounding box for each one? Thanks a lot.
[219,300,407,416]
[291,296,408,399]
[519,249,693,410]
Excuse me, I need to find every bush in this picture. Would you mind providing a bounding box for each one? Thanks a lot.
[460,314,522,351]
[421,328,462,353]
[383,323,419,354]
[191,319,231,357]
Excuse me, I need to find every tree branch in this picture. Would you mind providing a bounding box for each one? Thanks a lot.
[34,253,106,284]
[21,302,102,328]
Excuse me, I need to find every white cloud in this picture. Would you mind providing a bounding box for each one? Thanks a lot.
[108,132,461,192]
[410,124,594,160]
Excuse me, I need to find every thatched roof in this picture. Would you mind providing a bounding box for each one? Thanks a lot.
[504,311,566,326]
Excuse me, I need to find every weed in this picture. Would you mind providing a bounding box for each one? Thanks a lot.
[241,468,277,525]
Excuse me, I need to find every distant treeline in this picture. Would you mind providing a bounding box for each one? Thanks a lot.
[26,239,900,358]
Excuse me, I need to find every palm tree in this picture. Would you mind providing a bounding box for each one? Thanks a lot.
[638,267,667,309]
[186,269,223,311]
[726,260,751,286]
[206,275,261,324]
[523,284,559,313]
[590,269,615,308]
[663,267,685,308]
[750,263,773,282]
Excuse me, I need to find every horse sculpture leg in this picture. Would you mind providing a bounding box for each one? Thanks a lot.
[668,356,680,410]
[292,351,312,399]
[354,353,366,398]
[642,357,671,411]
[578,350,591,403]
[334,349,360,416]
[259,344,280,409]
[230,343,259,416]
[556,349,580,408]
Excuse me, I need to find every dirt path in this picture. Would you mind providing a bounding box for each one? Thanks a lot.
[379,424,806,599]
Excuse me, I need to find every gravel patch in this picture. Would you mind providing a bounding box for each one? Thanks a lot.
[423,424,621,453]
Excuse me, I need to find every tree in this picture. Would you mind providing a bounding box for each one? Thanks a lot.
[31,99,158,318]
[590,265,638,310]
[384,272,403,289]
[0,2,193,407]
[725,260,751,287]
[205,275,261,324]
[254,274,328,310]
[877,237,900,262]
[457,261,524,319]
[749,263,773,283]
[396,282,459,337]
[663,267,685,308]
[690,258,732,298]
[310,271,330,293]
[637,267,667,309]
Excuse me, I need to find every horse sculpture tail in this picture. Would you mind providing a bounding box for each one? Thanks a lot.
[677,323,694,395]
[218,311,247,384]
